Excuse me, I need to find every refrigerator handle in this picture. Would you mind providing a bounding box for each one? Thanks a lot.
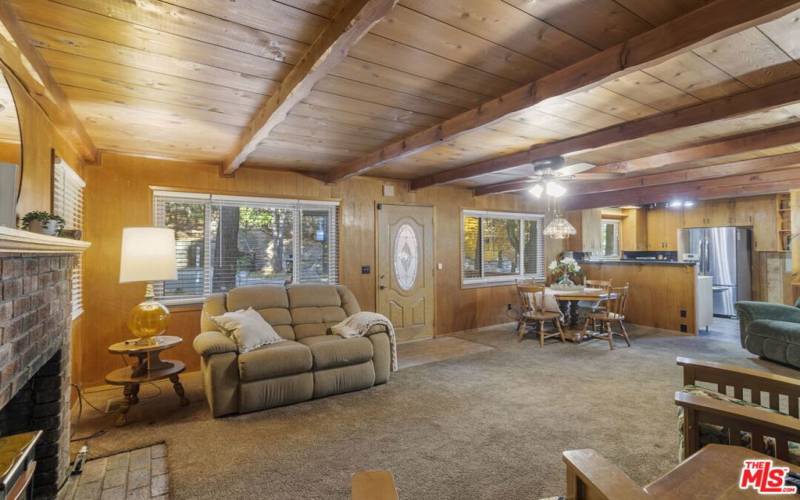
[702,238,709,275]
[698,237,704,274]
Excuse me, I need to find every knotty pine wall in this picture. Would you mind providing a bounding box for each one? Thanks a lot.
[76,153,562,386]
[1,69,88,390]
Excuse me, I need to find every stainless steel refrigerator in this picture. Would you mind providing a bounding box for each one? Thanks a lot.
[678,227,752,318]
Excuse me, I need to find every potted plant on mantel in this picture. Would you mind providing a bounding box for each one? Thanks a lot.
[21,211,65,236]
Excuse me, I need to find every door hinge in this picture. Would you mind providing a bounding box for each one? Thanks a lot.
[377,203,382,210]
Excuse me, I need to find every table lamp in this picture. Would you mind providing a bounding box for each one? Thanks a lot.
[119,227,177,344]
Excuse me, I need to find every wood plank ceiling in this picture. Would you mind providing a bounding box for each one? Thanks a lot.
[6,0,800,207]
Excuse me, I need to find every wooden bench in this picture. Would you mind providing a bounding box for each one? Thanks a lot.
[676,356,800,462]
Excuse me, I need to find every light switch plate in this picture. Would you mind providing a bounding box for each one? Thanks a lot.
[383,184,395,197]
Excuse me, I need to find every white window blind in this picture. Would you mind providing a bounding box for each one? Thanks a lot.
[462,210,544,285]
[53,158,85,319]
[152,191,339,302]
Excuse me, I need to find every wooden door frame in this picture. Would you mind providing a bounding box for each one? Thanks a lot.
[374,202,437,335]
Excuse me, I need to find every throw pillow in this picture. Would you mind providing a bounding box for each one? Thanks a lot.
[211,307,284,353]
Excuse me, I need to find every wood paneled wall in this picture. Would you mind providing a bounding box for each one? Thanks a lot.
[0,68,86,388]
[77,153,560,386]
[3,70,83,216]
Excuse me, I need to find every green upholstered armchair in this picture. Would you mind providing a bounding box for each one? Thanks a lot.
[736,299,800,369]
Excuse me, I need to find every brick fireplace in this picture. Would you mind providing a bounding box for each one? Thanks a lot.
[0,228,89,498]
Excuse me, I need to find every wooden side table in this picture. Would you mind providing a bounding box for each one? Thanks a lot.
[105,335,189,426]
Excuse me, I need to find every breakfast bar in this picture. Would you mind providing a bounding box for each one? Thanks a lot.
[578,260,698,334]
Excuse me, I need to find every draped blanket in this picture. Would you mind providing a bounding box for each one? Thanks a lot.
[332,312,398,371]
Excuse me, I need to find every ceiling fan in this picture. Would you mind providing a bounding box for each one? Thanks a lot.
[522,156,622,198]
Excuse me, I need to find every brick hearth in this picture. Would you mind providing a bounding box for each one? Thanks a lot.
[0,254,76,498]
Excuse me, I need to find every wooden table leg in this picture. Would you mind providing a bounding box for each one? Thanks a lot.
[117,382,140,426]
[170,374,189,406]
[570,300,582,329]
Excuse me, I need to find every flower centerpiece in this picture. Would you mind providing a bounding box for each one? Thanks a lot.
[548,257,583,290]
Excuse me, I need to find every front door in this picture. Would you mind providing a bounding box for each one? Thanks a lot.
[376,204,434,342]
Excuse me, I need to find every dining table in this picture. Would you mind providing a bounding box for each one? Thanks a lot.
[546,286,615,343]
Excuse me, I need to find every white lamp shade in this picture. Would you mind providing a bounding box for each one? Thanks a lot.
[119,227,178,283]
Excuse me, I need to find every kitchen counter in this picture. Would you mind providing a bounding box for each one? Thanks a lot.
[577,259,695,266]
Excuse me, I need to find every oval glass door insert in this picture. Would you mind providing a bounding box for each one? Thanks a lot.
[394,223,418,291]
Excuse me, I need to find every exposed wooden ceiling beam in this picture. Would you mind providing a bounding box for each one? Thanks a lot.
[222,0,398,175]
[416,74,800,191]
[324,0,800,183]
[475,122,800,196]
[592,121,800,175]
[573,151,800,195]
[0,2,96,163]
[562,163,800,210]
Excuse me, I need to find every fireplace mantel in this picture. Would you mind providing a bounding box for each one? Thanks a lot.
[0,226,90,254]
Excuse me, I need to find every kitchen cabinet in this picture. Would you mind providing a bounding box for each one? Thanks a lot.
[683,203,712,228]
[733,196,777,250]
[647,207,681,251]
[709,199,735,226]
[621,208,647,251]
[581,208,603,254]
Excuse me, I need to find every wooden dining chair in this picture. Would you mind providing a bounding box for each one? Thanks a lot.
[584,279,612,289]
[583,283,630,350]
[579,279,612,330]
[517,284,565,347]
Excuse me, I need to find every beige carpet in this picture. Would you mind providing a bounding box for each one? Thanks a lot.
[70,322,793,499]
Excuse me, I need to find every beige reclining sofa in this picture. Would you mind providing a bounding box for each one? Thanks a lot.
[193,283,391,417]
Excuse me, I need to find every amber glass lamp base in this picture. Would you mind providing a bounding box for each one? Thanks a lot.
[128,284,170,343]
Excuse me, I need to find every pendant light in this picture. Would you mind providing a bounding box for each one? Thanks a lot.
[543,212,577,239]
[542,197,576,240]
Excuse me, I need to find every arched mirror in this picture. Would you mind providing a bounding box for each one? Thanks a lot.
[0,69,21,227]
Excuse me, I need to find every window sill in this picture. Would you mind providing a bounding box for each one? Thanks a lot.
[159,297,204,307]
[461,278,544,289]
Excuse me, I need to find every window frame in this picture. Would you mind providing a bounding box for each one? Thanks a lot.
[152,190,339,305]
[599,219,622,259]
[460,209,545,287]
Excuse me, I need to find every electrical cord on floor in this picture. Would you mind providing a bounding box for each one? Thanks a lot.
[70,383,109,442]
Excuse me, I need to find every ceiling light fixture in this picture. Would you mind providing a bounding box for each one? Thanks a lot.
[543,211,577,239]
[545,180,566,198]
[528,183,544,198]
[528,180,568,199]
[667,199,696,208]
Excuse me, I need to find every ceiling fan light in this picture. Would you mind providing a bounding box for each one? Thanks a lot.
[545,181,566,198]
[528,183,544,198]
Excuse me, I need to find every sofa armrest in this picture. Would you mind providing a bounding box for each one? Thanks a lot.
[194,331,237,357]
[562,449,648,500]
[676,390,800,461]
[677,357,800,393]
[365,323,390,336]
[736,301,800,348]
[676,391,800,436]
